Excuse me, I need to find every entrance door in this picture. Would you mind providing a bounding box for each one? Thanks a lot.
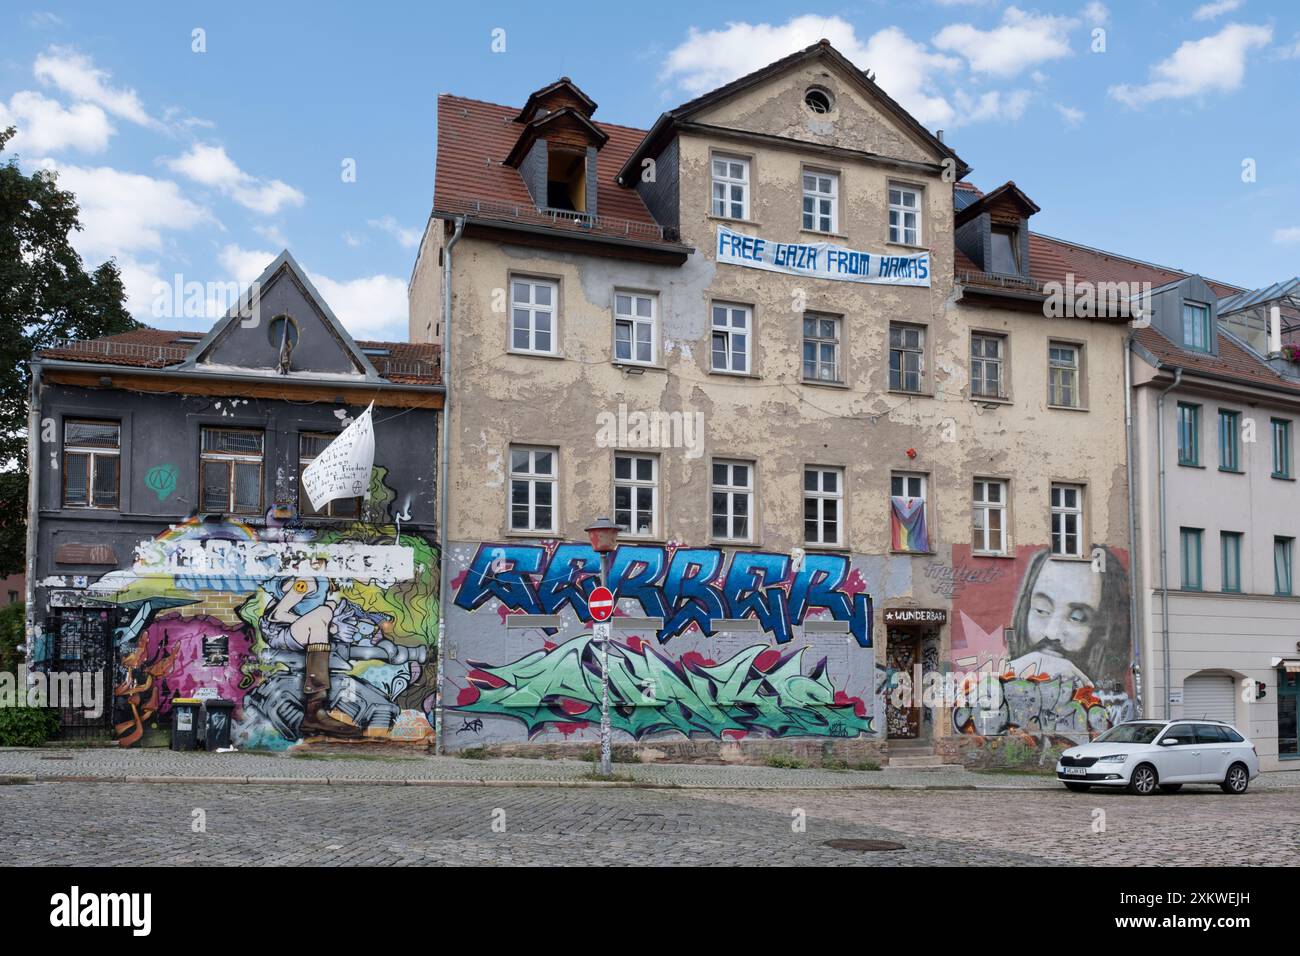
[885,628,920,739]
[1279,668,1298,759]
[46,606,115,741]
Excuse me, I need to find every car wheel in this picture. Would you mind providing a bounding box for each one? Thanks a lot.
[1127,763,1158,795]
[1220,762,1249,794]
[1158,784,1182,793]
[1064,782,1090,793]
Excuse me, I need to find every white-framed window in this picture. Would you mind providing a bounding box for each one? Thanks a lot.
[970,333,1005,398]
[888,184,921,245]
[711,154,749,220]
[509,446,556,533]
[62,419,121,509]
[804,466,843,546]
[510,277,557,355]
[200,427,264,515]
[711,302,751,374]
[614,453,658,537]
[972,479,1007,555]
[1050,483,1084,557]
[889,323,925,392]
[892,472,926,500]
[711,459,754,542]
[803,313,841,383]
[802,170,838,233]
[299,433,360,518]
[614,291,656,365]
[1048,343,1081,407]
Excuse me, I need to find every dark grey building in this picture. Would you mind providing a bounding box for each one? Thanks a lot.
[25,251,443,749]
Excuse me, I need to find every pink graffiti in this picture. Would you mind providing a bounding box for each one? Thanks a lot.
[137,612,254,713]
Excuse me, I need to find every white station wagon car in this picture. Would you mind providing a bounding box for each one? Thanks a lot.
[1057,719,1260,795]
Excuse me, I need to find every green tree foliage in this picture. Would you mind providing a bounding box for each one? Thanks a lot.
[0,126,138,573]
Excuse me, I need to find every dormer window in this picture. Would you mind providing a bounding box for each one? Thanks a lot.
[990,226,1020,275]
[547,149,587,213]
[1183,301,1212,353]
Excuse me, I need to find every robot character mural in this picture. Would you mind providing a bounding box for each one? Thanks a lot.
[248,577,428,740]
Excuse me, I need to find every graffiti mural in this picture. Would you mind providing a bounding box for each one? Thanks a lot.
[446,541,882,747]
[950,544,1133,737]
[87,504,438,749]
[453,542,873,646]
[456,633,873,740]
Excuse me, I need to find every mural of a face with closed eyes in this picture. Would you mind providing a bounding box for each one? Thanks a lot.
[1010,547,1131,692]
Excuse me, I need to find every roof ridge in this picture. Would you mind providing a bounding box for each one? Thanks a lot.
[438,92,648,136]
[1031,230,1246,292]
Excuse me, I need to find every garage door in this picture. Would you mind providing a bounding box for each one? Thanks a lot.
[1183,674,1236,722]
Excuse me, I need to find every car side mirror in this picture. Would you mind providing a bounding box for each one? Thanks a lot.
[1159,737,1178,746]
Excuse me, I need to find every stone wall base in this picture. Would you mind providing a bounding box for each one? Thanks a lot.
[458,737,888,767]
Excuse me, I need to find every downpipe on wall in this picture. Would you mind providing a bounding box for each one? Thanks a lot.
[23,362,41,674]
[434,214,466,756]
[1123,334,1143,716]
[1155,363,1183,720]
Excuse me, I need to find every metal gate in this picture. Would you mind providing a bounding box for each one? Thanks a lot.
[1183,673,1236,723]
[46,606,116,741]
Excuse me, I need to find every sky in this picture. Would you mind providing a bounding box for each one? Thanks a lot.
[2,0,1298,341]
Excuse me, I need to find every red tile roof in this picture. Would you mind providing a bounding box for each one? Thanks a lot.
[37,328,442,385]
[1136,325,1300,395]
[434,95,669,244]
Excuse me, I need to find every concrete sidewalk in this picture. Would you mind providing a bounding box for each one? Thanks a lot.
[4,747,1300,791]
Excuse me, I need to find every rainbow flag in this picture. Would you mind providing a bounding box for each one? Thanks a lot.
[890,496,929,552]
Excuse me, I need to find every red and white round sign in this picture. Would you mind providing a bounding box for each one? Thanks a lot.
[588,586,614,622]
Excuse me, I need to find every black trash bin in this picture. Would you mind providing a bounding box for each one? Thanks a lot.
[201,699,236,751]
[170,698,202,751]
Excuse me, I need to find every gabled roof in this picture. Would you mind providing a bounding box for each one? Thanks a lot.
[513,77,597,123]
[616,39,971,185]
[503,106,609,167]
[954,180,1040,226]
[1135,325,1300,396]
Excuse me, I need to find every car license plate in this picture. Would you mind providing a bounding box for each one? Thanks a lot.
[1062,767,1086,776]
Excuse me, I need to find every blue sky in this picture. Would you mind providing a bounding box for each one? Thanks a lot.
[2,1,1297,340]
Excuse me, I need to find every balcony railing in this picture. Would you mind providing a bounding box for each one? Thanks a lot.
[956,270,1045,294]
[43,338,191,365]
[438,196,675,242]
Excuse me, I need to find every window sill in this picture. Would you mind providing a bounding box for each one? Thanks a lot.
[799,228,847,242]
[1178,462,1205,469]
[802,378,849,390]
[971,551,1016,560]
[885,241,930,253]
[1047,403,1089,412]
[1218,467,1245,475]
[613,361,666,374]
[708,368,760,380]
[970,394,1012,405]
[888,388,934,398]
[803,542,849,553]
[507,349,565,360]
[711,538,756,547]
[1271,473,1295,482]
[707,214,760,229]
[502,529,560,540]
[1050,555,1092,563]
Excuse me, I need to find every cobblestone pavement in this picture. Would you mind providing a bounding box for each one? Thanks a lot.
[688,787,1300,867]
[2,780,1292,866]
[4,747,1299,792]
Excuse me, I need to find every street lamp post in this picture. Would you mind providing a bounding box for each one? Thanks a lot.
[585,517,619,778]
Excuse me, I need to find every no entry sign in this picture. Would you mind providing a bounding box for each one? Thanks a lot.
[588,586,614,622]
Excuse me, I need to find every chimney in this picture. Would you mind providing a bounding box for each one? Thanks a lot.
[1270,305,1283,355]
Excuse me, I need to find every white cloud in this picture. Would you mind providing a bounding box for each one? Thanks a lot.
[1193,0,1243,21]
[662,17,962,128]
[1055,102,1086,127]
[952,88,1033,124]
[1083,2,1109,25]
[164,143,305,215]
[218,244,407,340]
[33,160,212,260]
[1274,227,1300,245]
[0,91,113,154]
[26,11,63,28]
[343,232,365,248]
[368,215,423,248]
[932,6,1079,77]
[34,46,154,127]
[1109,23,1272,107]
[253,223,288,248]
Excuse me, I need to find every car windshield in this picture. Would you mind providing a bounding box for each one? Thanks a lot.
[1095,722,1165,744]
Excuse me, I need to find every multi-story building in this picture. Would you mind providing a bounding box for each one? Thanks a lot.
[1130,277,1300,769]
[411,41,1137,763]
[25,252,443,747]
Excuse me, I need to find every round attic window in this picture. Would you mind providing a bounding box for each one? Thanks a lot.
[804,87,833,114]
[267,314,300,349]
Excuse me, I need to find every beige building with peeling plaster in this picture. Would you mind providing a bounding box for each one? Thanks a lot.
[411,41,1136,763]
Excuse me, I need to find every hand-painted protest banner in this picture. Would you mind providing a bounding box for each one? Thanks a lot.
[301,403,375,510]
[716,224,930,287]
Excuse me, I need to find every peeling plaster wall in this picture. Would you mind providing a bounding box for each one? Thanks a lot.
[416,63,1133,751]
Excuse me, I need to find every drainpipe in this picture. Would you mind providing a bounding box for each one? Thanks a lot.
[434,215,466,756]
[1155,364,1183,719]
[1123,336,1143,716]
[23,361,42,675]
